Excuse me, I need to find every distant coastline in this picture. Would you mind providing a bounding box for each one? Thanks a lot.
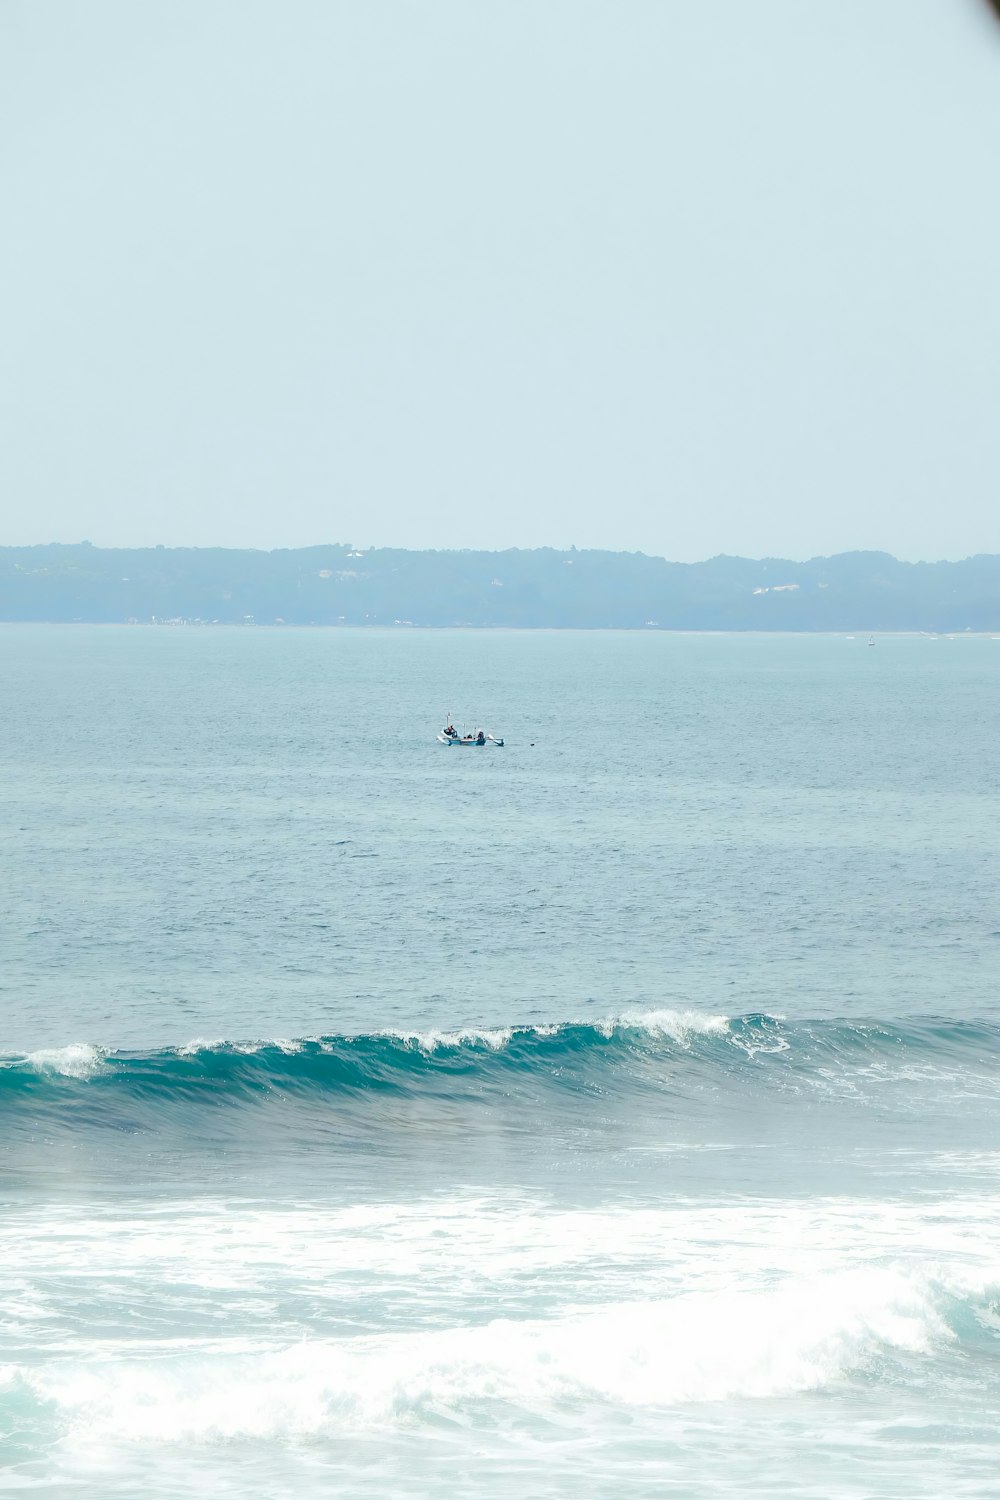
[3,543,999,632]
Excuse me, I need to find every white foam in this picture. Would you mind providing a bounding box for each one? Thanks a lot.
[9,1194,999,1301]
[23,1043,105,1079]
[596,1009,731,1044]
[176,1038,227,1057]
[11,1266,952,1447]
[233,1037,306,1056]
[177,1036,310,1058]
[386,1011,731,1053]
[386,1025,515,1052]
[5,1191,999,1460]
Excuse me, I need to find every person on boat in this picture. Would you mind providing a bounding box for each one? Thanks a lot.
[476,730,485,744]
[444,723,457,737]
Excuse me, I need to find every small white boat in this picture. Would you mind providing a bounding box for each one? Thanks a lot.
[438,725,504,746]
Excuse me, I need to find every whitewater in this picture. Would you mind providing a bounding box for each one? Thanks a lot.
[2,627,1000,1496]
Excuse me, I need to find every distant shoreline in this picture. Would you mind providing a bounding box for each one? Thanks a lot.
[4,543,1000,632]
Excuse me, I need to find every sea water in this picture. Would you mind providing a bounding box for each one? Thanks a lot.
[1,626,999,1496]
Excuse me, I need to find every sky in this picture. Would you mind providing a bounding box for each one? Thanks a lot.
[2,0,999,563]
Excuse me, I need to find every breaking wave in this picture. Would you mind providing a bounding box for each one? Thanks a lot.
[21,1042,106,1080]
[2,1012,999,1121]
[3,1266,986,1446]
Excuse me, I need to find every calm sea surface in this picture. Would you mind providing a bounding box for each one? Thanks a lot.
[1,626,999,1496]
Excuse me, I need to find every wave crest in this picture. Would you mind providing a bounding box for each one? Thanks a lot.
[4,1013,999,1118]
[22,1043,106,1079]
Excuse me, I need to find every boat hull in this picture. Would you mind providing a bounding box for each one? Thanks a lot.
[437,733,503,746]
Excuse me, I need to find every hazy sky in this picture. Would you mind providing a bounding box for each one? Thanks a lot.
[2,1,999,561]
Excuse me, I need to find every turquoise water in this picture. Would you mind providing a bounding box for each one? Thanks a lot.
[2,626,999,1495]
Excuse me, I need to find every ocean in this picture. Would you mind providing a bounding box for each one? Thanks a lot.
[2,625,999,1496]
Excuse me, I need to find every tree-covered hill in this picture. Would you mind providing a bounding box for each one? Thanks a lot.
[2,543,999,631]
